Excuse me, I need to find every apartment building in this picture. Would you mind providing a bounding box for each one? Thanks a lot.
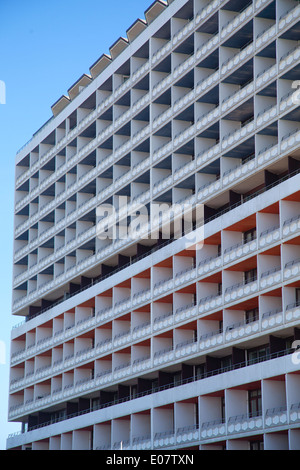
[6,0,300,450]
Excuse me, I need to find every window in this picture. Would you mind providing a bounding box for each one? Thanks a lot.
[243,228,256,243]
[285,336,294,350]
[244,268,257,284]
[194,364,205,379]
[92,397,100,410]
[218,282,222,295]
[250,440,264,450]
[247,344,270,365]
[195,402,199,426]
[130,385,138,399]
[296,288,300,306]
[151,379,158,391]
[22,422,28,433]
[246,308,258,324]
[248,389,262,417]
[221,396,225,422]
[220,355,232,370]
[173,371,182,385]
[50,409,67,424]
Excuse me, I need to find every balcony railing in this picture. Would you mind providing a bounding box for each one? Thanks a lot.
[223,236,256,254]
[283,214,300,226]
[225,316,259,332]
[199,329,223,341]
[265,406,287,416]
[201,418,225,429]
[260,266,281,278]
[154,429,174,440]
[260,224,280,237]
[228,410,262,423]
[262,308,282,319]
[225,276,257,293]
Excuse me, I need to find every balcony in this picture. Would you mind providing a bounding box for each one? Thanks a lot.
[290,402,300,425]
[223,237,257,265]
[265,406,288,428]
[260,266,281,290]
[225,316,259,342]
[113,329,131,347]
[222,152,256,189]
[153,312,173,331]
[132,321,151,340]
[261,309,283,331]
[285,302,300,325]
[153,429,175,449]
[199,328,223,351]
[95,338,112,354]
[284,258,300,282]
[200,419,226,440]
[176,424,200,446]
[224,278,258,304]
[153,347,174,366]
[283,213,300,239]
[131,435,152,450]
[175,338,198,359]
[199,293,222,314]
[198,254,222,277]
[227,411,263,434]
[259,224,280,248]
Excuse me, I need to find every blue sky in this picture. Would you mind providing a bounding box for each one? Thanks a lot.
[0,0,152,450]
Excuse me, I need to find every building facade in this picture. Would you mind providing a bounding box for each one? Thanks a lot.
[7,0,300,450]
